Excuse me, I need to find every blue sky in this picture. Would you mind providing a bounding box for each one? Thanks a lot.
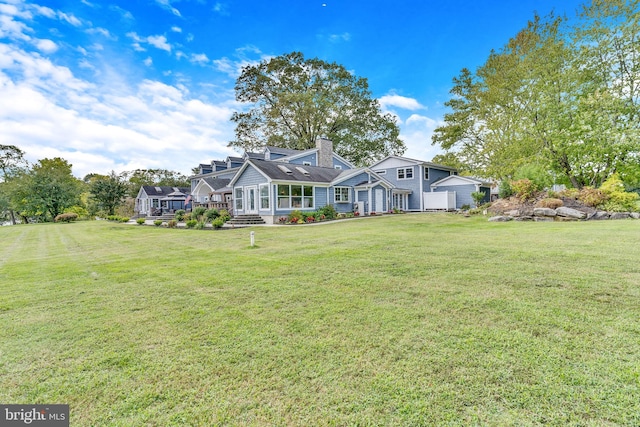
[1,0,586,178]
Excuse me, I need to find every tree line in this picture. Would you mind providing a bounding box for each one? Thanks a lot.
[0,145,190,224]
[432,0,640,191]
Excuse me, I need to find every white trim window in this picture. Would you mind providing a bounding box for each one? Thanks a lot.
[259,184,270,209]
[397,167,414,180]
[334,165,342,170]
[234,187,243,210]
[277,184,314,209]
[334,186,350,203]
[424,167,429,180]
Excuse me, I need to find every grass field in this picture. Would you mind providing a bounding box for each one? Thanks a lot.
[1,215,639,426]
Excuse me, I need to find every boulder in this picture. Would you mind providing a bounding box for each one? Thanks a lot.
[533,207,556,217]
[504,209,520,217]
[555,207,587,219]
[609,212,630,220]
[630,212,640,219]
[590,211,610,220]
[488,216,513,222]
[514,216,534,221]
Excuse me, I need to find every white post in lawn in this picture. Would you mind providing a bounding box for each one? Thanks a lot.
[250,231,255,247]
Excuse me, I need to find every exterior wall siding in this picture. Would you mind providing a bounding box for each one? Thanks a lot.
[433,184,476,208]
[288,153,317,166]
[333,157,351,170]
[381,165,421,211]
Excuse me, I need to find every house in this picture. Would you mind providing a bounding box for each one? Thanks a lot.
[190,177,232,213]
[429,175,492,208]
[135,186,191,217]
[228,138,394,223]
[369,156,458,211]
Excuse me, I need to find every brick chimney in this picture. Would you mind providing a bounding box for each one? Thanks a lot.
[316,137,333,168]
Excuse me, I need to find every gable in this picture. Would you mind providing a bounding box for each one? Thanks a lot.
[431,175,486,187]
[371,156,421,170]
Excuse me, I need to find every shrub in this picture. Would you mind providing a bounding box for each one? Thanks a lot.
[288,210,303,223]
[136,218,146,225]
[194,221,206,230]
[54,213,78,223]
[278,216,288,224]
[498,180,513,199]
[183,213,192,221]
[64,206,90,220]
[600,174,640,212]
[218,210,231,222]
[513,163,552,191]
[460,204,471,211]
[174,209,186,221]
[205,208,219,221]
[193,206,207,220]
[119,217,130,223]
[185,219,197,228]
[317,204,337,220]
[167,219,177,228]
[577,187,608,207]
[154,219,163,226]
[537,198,563,209]
[212,218,225,229]
[510,179,536,201]
[560,188,580,200]
[471,191,486,207]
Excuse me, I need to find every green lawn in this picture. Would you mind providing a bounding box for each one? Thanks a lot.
[1,215,638,426]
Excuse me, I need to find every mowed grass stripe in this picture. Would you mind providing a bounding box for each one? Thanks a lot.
[0,217,639,426]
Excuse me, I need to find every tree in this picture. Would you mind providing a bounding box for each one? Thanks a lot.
[89,171,128,216]
[0,145,29,225]
[433,6,640,189]
[13,158,82,221]
[229,51,405,166]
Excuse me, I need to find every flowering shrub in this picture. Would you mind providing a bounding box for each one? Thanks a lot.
[510,179,536,201]
[306,216,315,223]
[278,216,288,224]
[354,211,360,216]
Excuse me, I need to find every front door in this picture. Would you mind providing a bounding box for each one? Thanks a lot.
[246,186,258,214]
[375,189,384,213]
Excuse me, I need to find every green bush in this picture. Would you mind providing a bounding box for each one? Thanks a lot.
[498,180,513,199]
[510,179,536,201]
[317,205,337,220]
[218,210,231,222]
[205,208,219,221]
[119,217,129,223]
[460,204,471,211]
[64,206,90,220]
[54,213,78,223]
[471,191,486,207]
[212,218,225,229]
[185,219,197,228]
[600,174,640,212]
[183,213,192,221]
[167,219,177,228]
[154,220,163,226]
[192,206,207,220]
[174,209,186,221]
[560,188,580,200]
[136,218,146,225]
[514,163,552,191]
[194,221,206,230]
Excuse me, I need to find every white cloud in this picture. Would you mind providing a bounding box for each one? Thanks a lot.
[379,95,424,111]
[0,42,237,178]
[143,57,153,67]
[57,11,82,27]
[155,0,181,17]
[399,113,444,162]
[147,35,171,52]
[328,32,350,43]
[35,38,58,53]
[86,27,114,39]
[171,26,182,33]
[190,53,209,65]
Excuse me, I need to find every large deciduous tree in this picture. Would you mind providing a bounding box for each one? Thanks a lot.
[229,51,405,166]
[0,145,29,225]
[433,2,640,189]
[14,158,82,221]
[89,171,128,216]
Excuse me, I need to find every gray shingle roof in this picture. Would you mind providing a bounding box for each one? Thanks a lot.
[249,159,343,183]
[202,177,231,190]
[141,186,190,196]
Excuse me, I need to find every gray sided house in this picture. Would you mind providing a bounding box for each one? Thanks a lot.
[369,156,458,211]
[429,175,492,209]
[190,177,232,213]
[229,160,393,224]
[135,186,191,217]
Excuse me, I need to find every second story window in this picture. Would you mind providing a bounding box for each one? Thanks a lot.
[397,167,413,180]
